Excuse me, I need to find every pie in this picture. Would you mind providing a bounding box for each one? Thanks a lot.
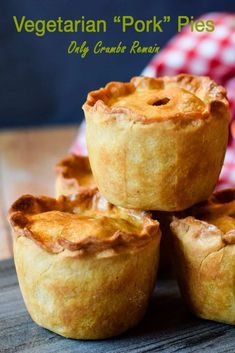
[170,188,235,324]
[9,189,161,339]
[55,154,96,197]
[83,74,229,211]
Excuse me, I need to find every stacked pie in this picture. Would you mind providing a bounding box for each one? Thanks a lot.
[83,74,229,211]
[10,191,160,339]
[9,74,233,340]
[171,189,235,324]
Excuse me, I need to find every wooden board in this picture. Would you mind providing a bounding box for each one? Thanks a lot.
[0,126,77,260]
[0,259,235,353]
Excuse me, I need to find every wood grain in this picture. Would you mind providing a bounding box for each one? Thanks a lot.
[0,125,78,260]
[0,259,234,353]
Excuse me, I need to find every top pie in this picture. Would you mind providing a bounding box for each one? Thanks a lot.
[83,74,229,211]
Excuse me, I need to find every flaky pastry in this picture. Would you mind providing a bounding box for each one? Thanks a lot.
[9,189,161,339]
[83,74,229,211]
[55,154,96,197]
[170,189,235,324]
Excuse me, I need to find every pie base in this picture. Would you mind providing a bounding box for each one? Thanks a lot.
[14,234,160,339]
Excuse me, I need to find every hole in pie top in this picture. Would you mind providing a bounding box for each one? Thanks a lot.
[152,97,170,106]
[108,85,206,120]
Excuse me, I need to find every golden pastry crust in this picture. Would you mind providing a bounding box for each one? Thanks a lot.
[55,154,96,197]
[83,74,229,211]
[9,190,161,339]
[9,190,159,254]
[189,188,235,234]
[84,74,227,122]
[170,188,235,324]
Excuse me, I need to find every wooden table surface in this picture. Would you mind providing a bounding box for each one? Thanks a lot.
[0,125,78,260]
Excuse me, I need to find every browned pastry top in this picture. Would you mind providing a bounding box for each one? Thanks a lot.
[9,189,159,254]
[176,189,235,245]
[83,74,228,123]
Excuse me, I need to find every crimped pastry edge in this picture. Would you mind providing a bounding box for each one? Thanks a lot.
[83,74,229,123]
[9,190,160,256]
[171,216,235,246]
[55,154,96,192]
[170,188,235,245]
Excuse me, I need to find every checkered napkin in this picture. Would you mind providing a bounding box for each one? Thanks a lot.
[71,12,235,189]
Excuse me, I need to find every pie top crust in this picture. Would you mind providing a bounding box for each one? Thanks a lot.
[9,189,159,255]
[83,74,229,123]
[172,189,235,245]
[56,154,95,190]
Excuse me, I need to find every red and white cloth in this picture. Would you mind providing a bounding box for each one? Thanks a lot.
[71,12,235,189]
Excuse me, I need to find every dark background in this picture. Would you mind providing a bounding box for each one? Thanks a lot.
[1,0,235,128]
